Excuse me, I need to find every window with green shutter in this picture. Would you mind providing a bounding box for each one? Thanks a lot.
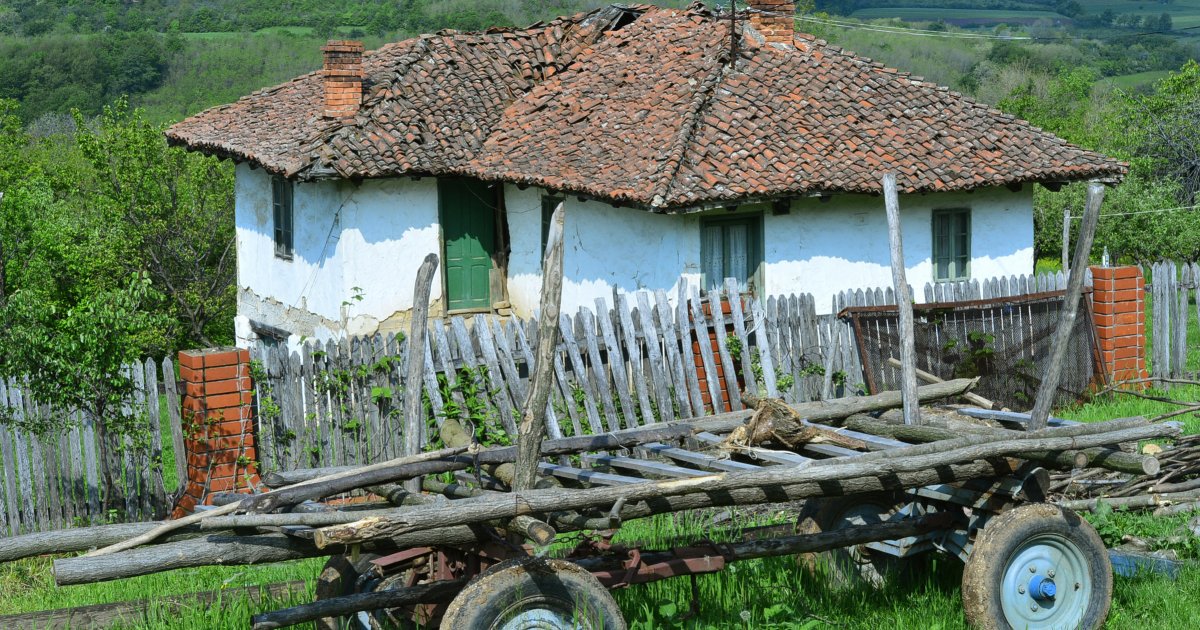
[932,208,970,281]
[701,214,762,295]
[272,175,293,259]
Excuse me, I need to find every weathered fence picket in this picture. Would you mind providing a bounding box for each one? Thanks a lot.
[0,358,178,535]
[1150,260,1200,380]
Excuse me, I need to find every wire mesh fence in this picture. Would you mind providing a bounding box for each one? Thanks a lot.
[844,292,1098,410]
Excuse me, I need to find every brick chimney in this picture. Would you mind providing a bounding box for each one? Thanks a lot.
[748,1,796,45]
[321,40,364,120]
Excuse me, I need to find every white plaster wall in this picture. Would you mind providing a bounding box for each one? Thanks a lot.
[504,185,702,317]
[763,186,1034,313]
[234,164,440,346]
[234,168,1033,345]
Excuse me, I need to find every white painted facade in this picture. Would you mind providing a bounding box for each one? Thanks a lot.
[233,165,1033,348]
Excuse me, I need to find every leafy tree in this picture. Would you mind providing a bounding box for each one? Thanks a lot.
[73,99,237,348]
[0,272,168,509]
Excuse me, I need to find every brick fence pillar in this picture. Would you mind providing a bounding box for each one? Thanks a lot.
[1090,265,1148,384]
[171,347,260,518]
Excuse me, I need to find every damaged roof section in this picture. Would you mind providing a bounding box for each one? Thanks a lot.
[167,3,1127,210]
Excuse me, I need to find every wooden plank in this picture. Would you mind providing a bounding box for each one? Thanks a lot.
[709,293,743,412]
[63,421,82,526]
[724,278,756,402]
[692,432,811,465]
[552,351,586,438]
[9,387,35,531]
[82,412,100,522]
[582,454,708,478]
[160,357,186,493]
[348,336,370,463]
[337,336,357,466]
[655,290,694,420]
[0,422,10,536]
[595,297,638,430]
[558,313,604,435]
[675,284,706,417]
[41,411,62,530]
[688,286,724,414]
[536,462,645,486]
[421,329,446,431]
[615,291,655,426]
[55,428,73,528]
[28,410,49,528]
[121,431,137,523]
[1175,263,1188,378]
[750,300,779,398]
[510,321,564,441]
[433,323,467,430]
[0,410,20,534]
[131,361,155,520]
[578,308,621,433]
[635,292,674,422]
[642,442,761,472]
[474,314,518,437]
[801,295,822,402]
[140,359,163,514]
[765,297,789,396]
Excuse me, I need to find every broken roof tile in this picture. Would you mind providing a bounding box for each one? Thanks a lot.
[167,3,1125,211]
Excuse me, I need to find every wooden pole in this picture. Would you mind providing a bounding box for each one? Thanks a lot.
[515,202,565,492]
[1061,207,1071,276]
[881,174,920,425]
[313,422,1176,547]
[1030,183,1105,430]
[403,254,439,492]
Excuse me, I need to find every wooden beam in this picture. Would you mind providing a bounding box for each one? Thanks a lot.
[881,173,920,425]
[1030,183,1105,430]
[516,202,565,491]
[403,254,439,491]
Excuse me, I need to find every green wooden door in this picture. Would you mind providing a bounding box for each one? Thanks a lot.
[439,179,496,311]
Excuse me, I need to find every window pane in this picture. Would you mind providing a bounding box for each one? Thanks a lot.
[702,225,724,293]
[725,223,748,290]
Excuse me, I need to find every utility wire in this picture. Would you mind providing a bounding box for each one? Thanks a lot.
[1072,204,1200,219]
[745,7,1200,43]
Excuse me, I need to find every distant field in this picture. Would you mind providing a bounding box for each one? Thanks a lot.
[851,7,1069,25]
[1099,70,1171,92]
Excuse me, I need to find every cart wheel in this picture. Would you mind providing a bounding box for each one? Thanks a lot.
[315,553,417,630]
[796,493,909,589]
[441,556,626,630]
[962,503,1111,630]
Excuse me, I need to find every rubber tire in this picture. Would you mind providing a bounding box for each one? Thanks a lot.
[440,557,626,630]
[962,503,1112,630]
[796,493,909,589]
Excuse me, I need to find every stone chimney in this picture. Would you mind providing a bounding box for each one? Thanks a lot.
[748,1,796,45]
[321,40,364,120]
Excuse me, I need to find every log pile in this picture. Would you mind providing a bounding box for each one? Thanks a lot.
[1052,433,1200,516]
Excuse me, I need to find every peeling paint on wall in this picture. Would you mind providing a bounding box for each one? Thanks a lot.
[234,164,1034,349]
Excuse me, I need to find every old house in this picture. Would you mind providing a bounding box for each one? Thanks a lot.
[166,2,1125,348]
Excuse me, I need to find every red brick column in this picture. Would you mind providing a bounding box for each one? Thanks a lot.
[171,347,261,518]
[1090,266,1147,384]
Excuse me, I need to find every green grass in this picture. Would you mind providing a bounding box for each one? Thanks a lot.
[1100,70,1172,91]
[0,555,322,622]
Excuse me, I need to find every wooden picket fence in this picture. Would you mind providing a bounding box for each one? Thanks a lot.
[0,358,183,535]
[250,272,1076,476]
[1149,260,1200,379]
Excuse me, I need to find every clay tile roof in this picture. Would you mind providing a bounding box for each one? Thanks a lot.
[168,3,1126,210]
